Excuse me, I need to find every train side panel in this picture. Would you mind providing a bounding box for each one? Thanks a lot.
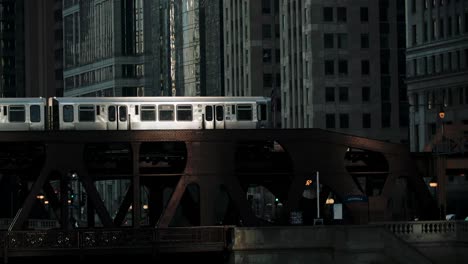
[0,98,46,131]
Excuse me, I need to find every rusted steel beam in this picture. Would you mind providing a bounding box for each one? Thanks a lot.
[42,181,61,221]
[11,167,50,230]
[132,142,141,228]
[79,170,114,227]
[114,183,133,227]
[157,175,191,228]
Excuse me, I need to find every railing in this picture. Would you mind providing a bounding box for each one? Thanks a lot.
[0,218,60,230]
[1,226,233,259]
[375,221,468,243]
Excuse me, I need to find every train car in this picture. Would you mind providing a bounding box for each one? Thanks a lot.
[50,96,271,130]
[0,98,47,131]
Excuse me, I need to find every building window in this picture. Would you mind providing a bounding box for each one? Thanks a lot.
[325,87,335,102]
[262,0,271,14]
[447,17,452,36]
[339,114,349,128]
[361,34,369,48]
[411,0,416,13]
[263,73,273,87]
[465,49,468,69]
[324,33,334,48]
[423,22,428,42]
[382,103,391,128]
[439,19,444,38]
[337,33,347,49]
[337,7,347,22]
[432,19,437,40]
[326,114,335,128]
[360,7,368,22]
[339,87,349,102]
[325,60,334,75]
[412,25,417,45]
[362,86,370,102]
[363,113,371,128]
[424,57,428,74]
[263,49,272,63]
[323,7,333,22]
[262,24,272,39]
[361,60,370,75]
[455,15,461,35]
[338,60,348,75]
[465,12,468,33]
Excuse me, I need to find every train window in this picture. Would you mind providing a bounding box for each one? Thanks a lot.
[108,106,116,122]
[205,106,213,121]
[216,106,224,121]
[8,105,25,122]
[236,105,252,121]
[135,105,139,115]
[3,106,7,115]
[30,105,41,122]
[159,105,174,121]
[231,105,236,115]
[96,105,100,115]
[119,106,127,121]
[257,104,267,121]
[78,105,95,122]
[63,105,74,122]
[141,105,156,121]
[177,105,192,121]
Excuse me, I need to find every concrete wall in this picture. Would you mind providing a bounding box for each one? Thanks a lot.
[229,226,431,264]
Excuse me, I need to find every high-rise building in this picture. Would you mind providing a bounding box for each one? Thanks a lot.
[0,0,25,97]
[406,0,468,152]
[63,0,222,97]
[63,0,161,97]
[200,0,224,96]
[24,0,63,97]
[0,0,61,98]
[280,0,408,143]
[223,0,281,127]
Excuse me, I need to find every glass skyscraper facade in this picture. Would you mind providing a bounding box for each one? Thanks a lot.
[63,0,161,97]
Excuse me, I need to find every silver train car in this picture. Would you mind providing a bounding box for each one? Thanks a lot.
[47,96,271,130]
[0,97,47,131]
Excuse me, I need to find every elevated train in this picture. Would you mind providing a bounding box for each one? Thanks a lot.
[0,96,271,131]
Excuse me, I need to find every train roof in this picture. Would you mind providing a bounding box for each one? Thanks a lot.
[0,97,46,104]
[52,96,270,104]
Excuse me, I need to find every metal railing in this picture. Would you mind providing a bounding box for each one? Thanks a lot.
[374,220,468,243]
[1,226,233,260]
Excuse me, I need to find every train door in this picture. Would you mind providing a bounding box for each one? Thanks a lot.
[203,105,225,129]
[107,105,129,130]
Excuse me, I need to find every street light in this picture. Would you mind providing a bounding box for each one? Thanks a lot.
[429,177,438,188]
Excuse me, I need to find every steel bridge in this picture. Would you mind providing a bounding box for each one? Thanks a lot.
[0,129,438,260]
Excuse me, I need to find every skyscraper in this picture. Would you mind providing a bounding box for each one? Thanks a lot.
[280,0,408,143]
[0,0,61,98]
[223,0,281,127]
[406,0,468,152]
[0,0,25,97]
[63,0,161,97]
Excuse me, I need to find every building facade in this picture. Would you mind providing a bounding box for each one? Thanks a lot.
[223,0,281,127]
[280,0,408,143]
[0,0,25,97]
[63,0,222,97]
[63,0,161,97]
[24,0,63,97]
[406,0,468,152]
[0,0,62,98]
